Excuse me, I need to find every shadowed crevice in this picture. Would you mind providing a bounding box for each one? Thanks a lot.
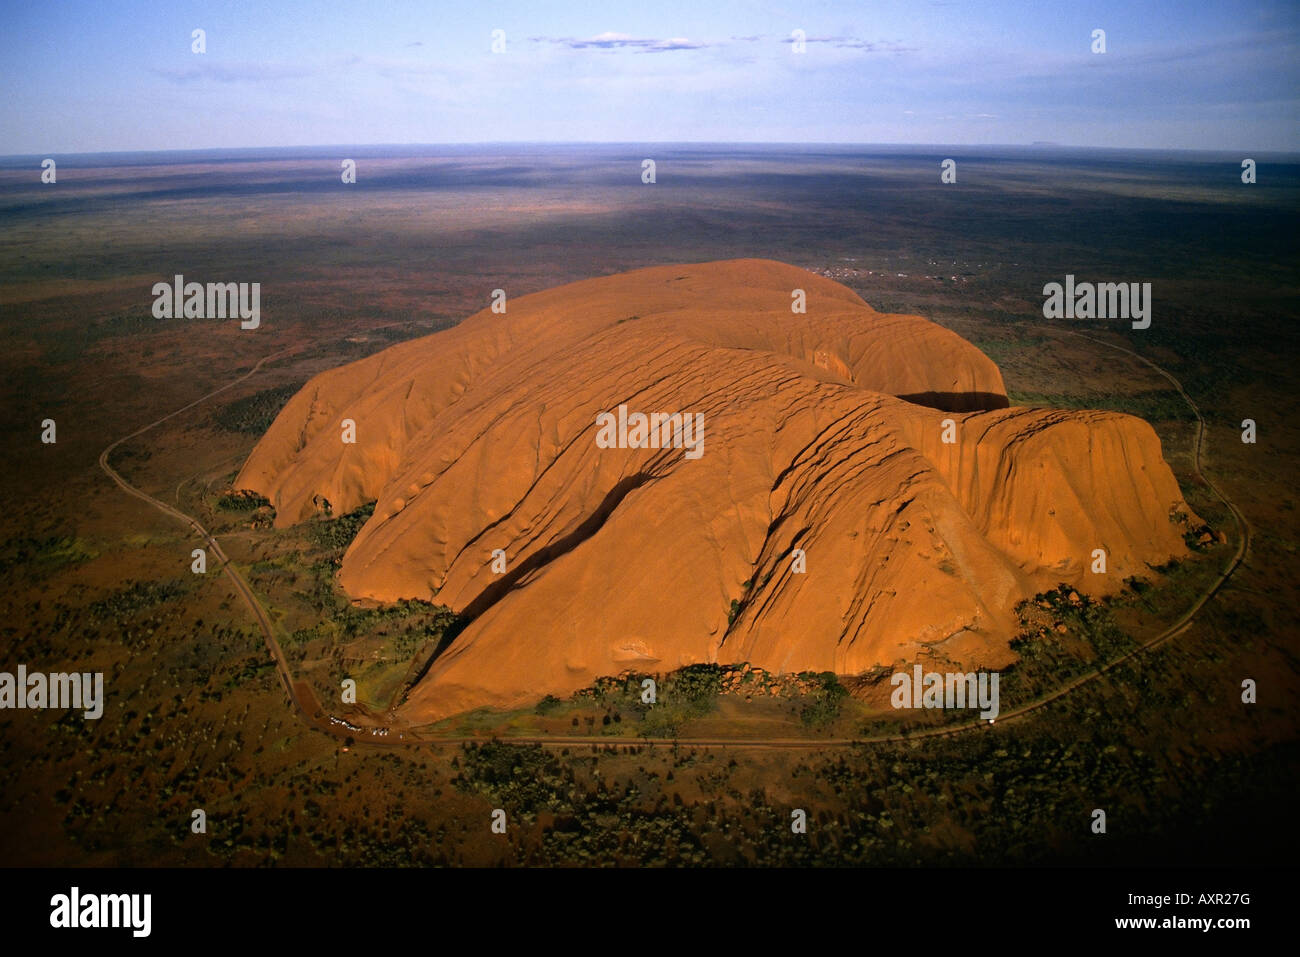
[390,473,656,709]
[458,471,656,624]
[897,391,1010,412]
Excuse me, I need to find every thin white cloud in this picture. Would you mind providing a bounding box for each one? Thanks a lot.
[532,32,710,53]
[528,31,915,56]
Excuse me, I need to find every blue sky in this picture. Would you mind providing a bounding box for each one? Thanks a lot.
[1,0,1296,153]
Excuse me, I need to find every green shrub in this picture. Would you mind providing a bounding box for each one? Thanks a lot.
[214,385,302,434]
[535,694,564,715]
[799,672,849,727]
[217,490,272,512]
[308,501,376,551]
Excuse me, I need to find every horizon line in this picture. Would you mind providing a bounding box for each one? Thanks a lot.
[3,141,1296,163]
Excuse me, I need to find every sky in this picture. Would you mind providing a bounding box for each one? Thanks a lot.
[1,0,1296,153]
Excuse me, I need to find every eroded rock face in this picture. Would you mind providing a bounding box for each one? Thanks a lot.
[236,259,1196,721]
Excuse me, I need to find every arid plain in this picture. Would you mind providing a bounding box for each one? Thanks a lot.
[0,145,1296,865]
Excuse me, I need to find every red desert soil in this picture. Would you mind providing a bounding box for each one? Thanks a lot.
[236,259,1198,721]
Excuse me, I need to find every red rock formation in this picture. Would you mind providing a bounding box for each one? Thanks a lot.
[236,259,1196,721]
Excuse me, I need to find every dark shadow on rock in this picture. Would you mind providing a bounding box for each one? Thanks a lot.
[897,391,1010,412]
[459,471,655,623]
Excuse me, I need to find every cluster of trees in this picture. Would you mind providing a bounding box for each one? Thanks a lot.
[799,672,848,728]
[547,665,854,737]
[307,501,376,551]
[212,384,301,435]
[216,489,272,512]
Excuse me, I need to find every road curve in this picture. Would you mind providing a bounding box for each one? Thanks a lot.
[98,349,333,729]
